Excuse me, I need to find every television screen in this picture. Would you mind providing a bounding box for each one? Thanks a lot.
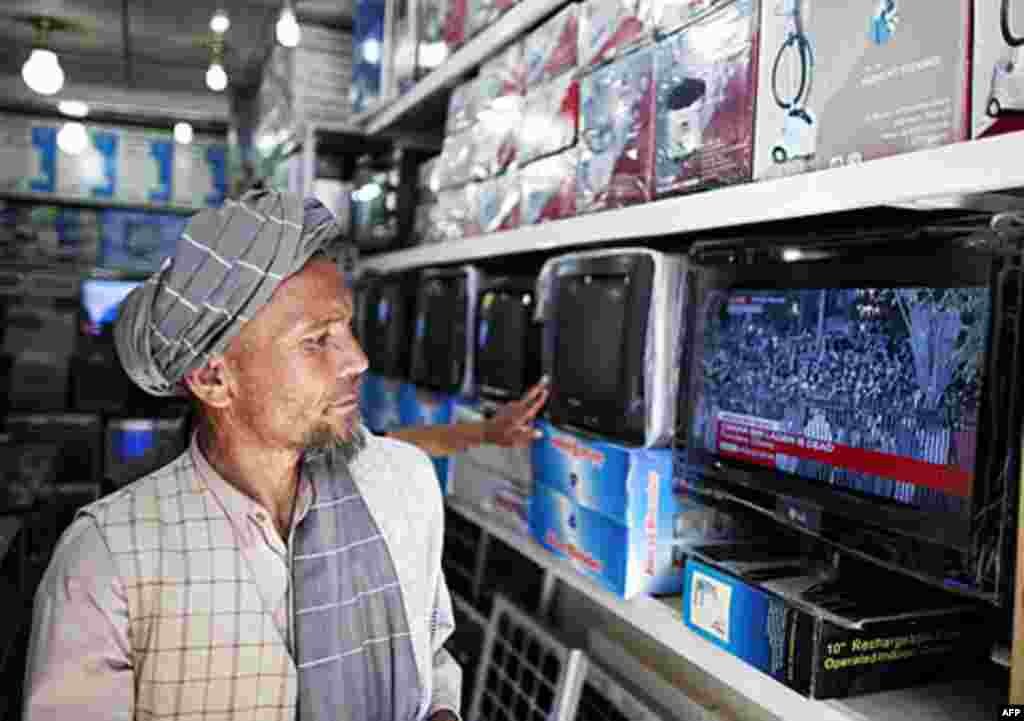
[99,211,186,274]
[418,277,459,388]
[476,286,536,398]
[364,278,412,379]
[554,274,629,406]
[692,286,991,516]
[80,279,141,337]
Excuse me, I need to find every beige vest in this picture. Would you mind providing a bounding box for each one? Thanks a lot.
[80,453,297,721]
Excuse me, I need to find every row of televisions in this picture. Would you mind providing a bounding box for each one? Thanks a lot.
[356,232,1024,607]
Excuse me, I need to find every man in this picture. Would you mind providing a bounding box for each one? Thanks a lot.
[23,191,479,720]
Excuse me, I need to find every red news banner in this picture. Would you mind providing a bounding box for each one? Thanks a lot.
[714,411,971,498]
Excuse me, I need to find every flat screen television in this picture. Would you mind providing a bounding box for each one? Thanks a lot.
[543,250,688,447]
[99,211,186,275]
[80,279,141,338]
[410,266,479,396]
[685,239,1019,603]
[360,273,417,380]
[474,276,542,401]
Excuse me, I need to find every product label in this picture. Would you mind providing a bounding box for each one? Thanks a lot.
[690,569,732,643]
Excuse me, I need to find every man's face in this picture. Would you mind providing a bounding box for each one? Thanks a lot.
[222,257,369,453]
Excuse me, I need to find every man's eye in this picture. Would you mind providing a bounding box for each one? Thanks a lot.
[305,333,329,347]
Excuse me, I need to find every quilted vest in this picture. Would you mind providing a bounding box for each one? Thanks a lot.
[79,454,297,721]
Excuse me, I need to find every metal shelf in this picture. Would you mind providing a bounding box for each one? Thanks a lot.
[361,0,569,136]
[444,496,1002,721]
[0,190,200,215]
[362,132,1024,273]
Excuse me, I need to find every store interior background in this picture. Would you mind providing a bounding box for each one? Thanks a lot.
[0,0,1022,720]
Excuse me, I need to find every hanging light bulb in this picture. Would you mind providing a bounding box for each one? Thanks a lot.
[22,48,65,96]
[210,9,230,34]
[276,2,301,47]
[173,122,194,145]
[57,121,88,156]
[206,62,228,91]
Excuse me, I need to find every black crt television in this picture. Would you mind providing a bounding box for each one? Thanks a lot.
[410,266,479,396]
[360,272,418,381]
[684,238,1020,604]
[474,276,542,402]
[545,253,656,446]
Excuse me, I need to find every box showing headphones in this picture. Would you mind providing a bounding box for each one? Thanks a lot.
[361,373,404,435]
[681,552,990,699]
[753,0,971,182]
[520,148,579,224]
[398,383,454,492]
[519,73,581,165]
[578,46,657,213]
[654,0,759,197]
[974,0,1024,139]
[448,400,533,537]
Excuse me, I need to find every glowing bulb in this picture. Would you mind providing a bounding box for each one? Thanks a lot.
[210,9,230,34]
[362,38,381,64]
[57,122,88,156]
[781,248,803,262]
[206,62,228,92]
[173,122,194,145]
[22,49,65,96]
[419,41,448,69]
[57,100,89,118]
[276,6,301,47]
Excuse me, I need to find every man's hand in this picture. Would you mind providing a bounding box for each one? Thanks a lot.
[482,376,550,448]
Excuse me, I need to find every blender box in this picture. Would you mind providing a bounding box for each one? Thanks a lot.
[681,552,991,699]
[753,0,971,181]
[974,0,1024,138]
[469,170,521,235]
[578,47,657,213]
[654,0,759,197]
[519,73,581,165]
[361,373,404,435]
[520,148,579,224]
[398,383,454,492]
[579,0,656,71]
[525,4,580,85]
[448,400,533,537]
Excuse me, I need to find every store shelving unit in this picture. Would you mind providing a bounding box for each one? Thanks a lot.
[0,190,199,216]
[446,497,999,721]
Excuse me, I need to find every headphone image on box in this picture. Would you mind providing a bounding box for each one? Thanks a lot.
[988,0,1024,117]
[769,0,816,164]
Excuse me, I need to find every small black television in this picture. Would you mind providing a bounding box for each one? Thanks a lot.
[359,272,417,381]
[545,251,684,447]
[410,266,480,396]
[684,237,1020,604]
[474,276,542,401]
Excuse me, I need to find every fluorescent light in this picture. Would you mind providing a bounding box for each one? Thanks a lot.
[58,100,89,118]
[205,62,228,92]
[57,121,88,155]
[781,247,803,262]
[210,9,230,34]
[173,122,194,145]
[22,48,64,96]
[362,39,381,64]
[276,5,301,47]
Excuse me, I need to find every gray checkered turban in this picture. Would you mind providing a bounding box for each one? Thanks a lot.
[114,189,355,397]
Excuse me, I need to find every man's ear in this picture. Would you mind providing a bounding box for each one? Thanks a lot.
[183,356,233,409]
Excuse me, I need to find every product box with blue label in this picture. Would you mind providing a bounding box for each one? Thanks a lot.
[398,383,455,492]
[361,373,404,435]
[448,400,533,537]
[681,553,991,699]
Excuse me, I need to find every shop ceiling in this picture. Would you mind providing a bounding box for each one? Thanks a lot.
[0,0,353,121]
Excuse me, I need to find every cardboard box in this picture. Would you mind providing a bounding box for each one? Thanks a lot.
[469,171,521,235]
[525,4,580,85]
[681,554,991,699]
[436,129,477,189]
[753,0,971,181]
[447,78,480,135]
[398,383,454,492]
[361,373,404,434]
[579,0,656,71]
[654,0,758,197]
[448,401,532,537]
[467,0,520,39]
[520,149,579,224]
[652,0,718,37]
[471,98,522,180]
[974,0,1024,138]
[578,47,657,212]
[519,73,580,165]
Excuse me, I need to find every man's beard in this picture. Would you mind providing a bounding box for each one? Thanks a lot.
[302,411,368,463]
